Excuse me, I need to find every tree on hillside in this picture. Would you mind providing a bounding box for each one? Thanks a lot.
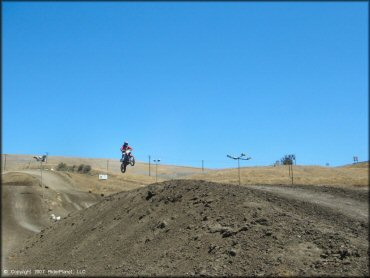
[280,154,296,165]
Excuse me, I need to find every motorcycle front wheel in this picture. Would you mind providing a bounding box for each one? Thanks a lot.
[130,157,135,166]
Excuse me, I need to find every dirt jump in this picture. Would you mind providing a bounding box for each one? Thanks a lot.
[2,170,101,271]
[4,178,368,276]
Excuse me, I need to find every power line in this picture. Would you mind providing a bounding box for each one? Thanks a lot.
[153,159,160,182]
[227,153,252,185]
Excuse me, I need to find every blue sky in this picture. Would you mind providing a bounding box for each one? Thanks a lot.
[3,2,368,168]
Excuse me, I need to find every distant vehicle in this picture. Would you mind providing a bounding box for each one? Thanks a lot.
[120,149,135,173]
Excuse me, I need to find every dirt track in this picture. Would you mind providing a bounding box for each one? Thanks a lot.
[2,171,101,271]
[4,178,368,276]
[250,184,368,222]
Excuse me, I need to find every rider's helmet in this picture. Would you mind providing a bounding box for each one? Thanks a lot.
[123,141,128,146]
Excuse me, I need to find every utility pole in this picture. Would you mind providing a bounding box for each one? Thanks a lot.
[153,159,160,182]
[149,155,151,176]
[33,155,47,200]
[227,153,251,186]
[202,160,204,172]
[290,164,293,185]
[288,163,294,185]
[353,156,358,164]
[238,158,240,184]
[3,154,6,171]
[40,160,43,199]
[287,154,295,185]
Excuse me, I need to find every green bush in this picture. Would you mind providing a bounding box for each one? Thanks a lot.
[77,164,91,173]
[66,165,76,172]
[57,163,91,173]
[82,165,91,173]
[77,164,84,172]
[56,162,68,171]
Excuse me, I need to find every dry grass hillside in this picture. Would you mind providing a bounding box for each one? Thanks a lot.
[188,163,369,187]
[1,154,204,178]
[1,155,368,191]
[1,154,205,195]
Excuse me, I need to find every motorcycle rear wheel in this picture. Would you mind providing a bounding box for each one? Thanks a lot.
[120,163,127,173]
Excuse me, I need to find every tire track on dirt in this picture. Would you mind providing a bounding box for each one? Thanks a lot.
[6,180,368,276]
[2,171,100,272]
[249,185,368,222]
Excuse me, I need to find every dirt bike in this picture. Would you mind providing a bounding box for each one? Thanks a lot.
[120,149,135,173]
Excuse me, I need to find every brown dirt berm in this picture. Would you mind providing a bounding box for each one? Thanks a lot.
[7,180,369,276]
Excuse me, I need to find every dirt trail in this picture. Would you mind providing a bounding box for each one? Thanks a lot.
[6,180,368,276]
[18,170,100,213]
[2,183,46,268]
[249,184,368,222]
[2,171,100,271]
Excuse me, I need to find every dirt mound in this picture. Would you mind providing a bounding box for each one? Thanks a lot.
[7,180,368,276]
[2,172,40,187]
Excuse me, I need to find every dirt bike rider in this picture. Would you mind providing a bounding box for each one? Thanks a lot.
[120,141,133,162]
